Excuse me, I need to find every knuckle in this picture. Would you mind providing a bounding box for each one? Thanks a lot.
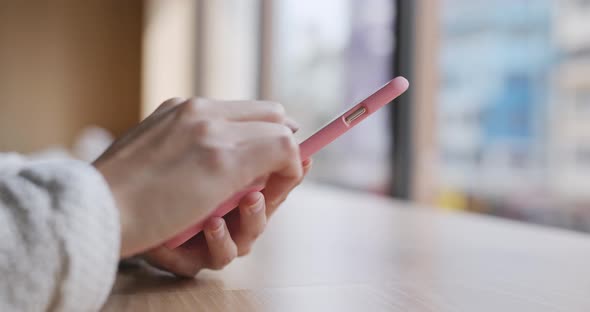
[211,252,237,270]
[159,97,184,110]
[250,221,266,239]
[234,223,265,256]
[266,101,286,122]
[267,101,285,114]
[192,119,217,140]
[277,130,298,155]
[269,197,286,210]
[190,120,234,173]
[237,246,252,257]
[250,228,264,241]
[204,145,232,174]
[180,98,209,117]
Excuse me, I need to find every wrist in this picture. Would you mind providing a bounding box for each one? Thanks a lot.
[93,162,137,258]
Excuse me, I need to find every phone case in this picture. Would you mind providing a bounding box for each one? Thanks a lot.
[164,77,408,248]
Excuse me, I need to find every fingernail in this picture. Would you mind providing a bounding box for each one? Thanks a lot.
[247,194,264,215]
[285,118,300,133]
[302,158,312,167]
[206,218,224,240]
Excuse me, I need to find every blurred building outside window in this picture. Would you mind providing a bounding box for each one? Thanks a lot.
[434,0,590,231]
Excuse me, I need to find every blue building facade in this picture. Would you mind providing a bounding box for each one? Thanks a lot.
[438,0,554,190]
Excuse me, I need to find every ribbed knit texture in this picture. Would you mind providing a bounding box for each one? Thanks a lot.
[0,153,120,311]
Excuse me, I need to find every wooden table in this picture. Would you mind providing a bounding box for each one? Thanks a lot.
[104,183,590,311]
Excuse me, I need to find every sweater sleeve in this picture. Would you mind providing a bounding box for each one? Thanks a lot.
[0,153,120,312]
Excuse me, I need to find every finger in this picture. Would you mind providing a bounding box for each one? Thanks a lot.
[263,174,299,218]
[179,98,299,132]
[302,158,313,176]
[214,120,297,145]
[264,158,312,218]
[230,192,267,256]
[285,117,300,133]
[142,237,209,278]
[236,130,302,197]
[201,121,302,190]
[204,218,238,270]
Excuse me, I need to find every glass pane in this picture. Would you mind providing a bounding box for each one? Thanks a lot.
[432,0,590,230]
[271,0,396,193]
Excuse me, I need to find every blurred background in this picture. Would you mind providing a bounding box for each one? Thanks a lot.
[1,0,590,232]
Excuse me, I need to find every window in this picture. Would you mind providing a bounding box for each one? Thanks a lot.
[419,0,590,230]
[266,0,397,193]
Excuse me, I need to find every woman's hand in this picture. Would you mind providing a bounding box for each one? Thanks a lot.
[142,159,312,277]
[94,97,305,258]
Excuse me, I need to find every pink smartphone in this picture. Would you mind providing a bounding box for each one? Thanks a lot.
[165,77,409,248]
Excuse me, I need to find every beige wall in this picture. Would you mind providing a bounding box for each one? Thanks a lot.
[0,1,142,153]
[141,0,262,117]
[142,0,198,117]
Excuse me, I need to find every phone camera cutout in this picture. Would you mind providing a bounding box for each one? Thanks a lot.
[344,106,367,125]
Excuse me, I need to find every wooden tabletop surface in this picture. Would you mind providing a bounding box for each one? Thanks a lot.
[103,183,590,312]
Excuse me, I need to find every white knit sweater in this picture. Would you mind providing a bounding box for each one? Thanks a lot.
[0,153,120,311]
